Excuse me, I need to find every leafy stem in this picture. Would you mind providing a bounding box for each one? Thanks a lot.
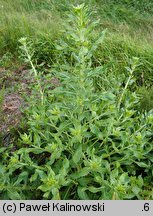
[19,37,44,105]
[117,57,139,109]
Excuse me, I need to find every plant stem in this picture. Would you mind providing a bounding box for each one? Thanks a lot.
[117,74,133,109]
[23,43,44,105]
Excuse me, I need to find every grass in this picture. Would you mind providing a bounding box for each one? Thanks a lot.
[0,0,61,54]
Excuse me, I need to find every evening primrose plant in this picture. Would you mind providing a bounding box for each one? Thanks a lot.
[0,4,153,200]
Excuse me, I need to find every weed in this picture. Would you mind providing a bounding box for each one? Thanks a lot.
[19,37,44,105]
[0,4,152,200]
[0,1,153,200]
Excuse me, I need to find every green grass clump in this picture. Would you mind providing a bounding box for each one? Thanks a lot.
[0,0,61,55]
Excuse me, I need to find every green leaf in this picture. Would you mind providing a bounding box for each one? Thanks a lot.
[7,190,21,200]
[132,185,141,195]
[101,92,116,101]
[72,144,82,164]
[28,148,44,154]
[84,132,92,138]
[30,172,38,183]
[58,157,69,177]
[63,157,69,170]
[52,188,60,200]
[87,30,107,58]
[38,184,52,192]
[43,191,51,199]
[36,169,47,179]
[78,177,92,186]
[119,173,130,184]
[90,124,100,135]
[135,162,149,168]
[77,186,89,200]
[13,171,28,186]
[50,150,62,165]
[87,186,104,193]
[70,167,90,179]
[0,147,6,153]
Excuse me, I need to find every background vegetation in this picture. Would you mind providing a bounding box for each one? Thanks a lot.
[0,0,153,199]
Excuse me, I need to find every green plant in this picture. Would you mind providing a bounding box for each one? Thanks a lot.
[0,3,153,200]
[117,57,140,109]
[19,37,44,105]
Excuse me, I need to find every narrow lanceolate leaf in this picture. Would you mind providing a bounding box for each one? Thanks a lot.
[38,184,52,192]
[87,29,107,59]
[13,171,28,186]
[77,186,89,200]
[58,157,69,177]
[63,157,69,170]
[28,147,45,154]
[135,161,149,168]
[72,144,82,164]
[87,186,104,193]
[52,188,60,200]
[7,190,21,200]
[70,167,90,179]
